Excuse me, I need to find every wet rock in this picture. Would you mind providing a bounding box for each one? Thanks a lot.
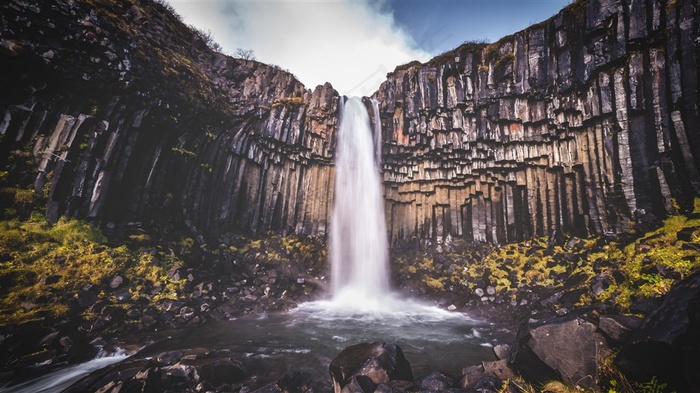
[180,357,246,385]
[154,350,184,366]
[329,342,413,393]
[341,375,376,393]
[252,371,315,393]
[492,344,510,360]
[419,371,454,391]
[63,359,151,392]
[179,306,196,320]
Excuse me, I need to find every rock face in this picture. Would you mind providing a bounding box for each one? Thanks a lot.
[1,0,699,246]
[0,0,338,241]
[374,0,700,244]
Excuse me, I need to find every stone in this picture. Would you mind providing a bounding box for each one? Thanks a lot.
[481,359,516,380]
[179,306,196,320]
[341,375,376,393]
[419,371,454,391]
[109,275,123,289]
[114,289,132,302]
[677,227,698,242]
[474,288,485,297]
[597,315,642,343]
[329,342,413,393]
[615,271,700,392]
[492,344,510,360]
[509,317,609,389]
[458,365,485,389]
[180,357,246,385]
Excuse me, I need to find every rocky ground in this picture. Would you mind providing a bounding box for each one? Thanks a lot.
[1,201,699,392]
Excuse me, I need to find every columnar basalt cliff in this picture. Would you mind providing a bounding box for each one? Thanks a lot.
[374,0,699,245]
[0,0,338,241]
[1,0,698,247]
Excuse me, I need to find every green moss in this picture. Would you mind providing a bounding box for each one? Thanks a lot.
[0,187,36,206]
[596,198,700,312]
[0,217,186,326]
[271,96,306,110]
[171,147,197,158]
[424,277,445,290]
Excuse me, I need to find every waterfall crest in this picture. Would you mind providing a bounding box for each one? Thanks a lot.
[329,97,390,309]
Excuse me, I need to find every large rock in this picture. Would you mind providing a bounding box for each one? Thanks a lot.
[329,342,413,393]
[615,271,700,392]
[509,316,609,390]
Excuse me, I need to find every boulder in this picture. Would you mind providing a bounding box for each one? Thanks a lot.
[509,317,609,390]
[458,360,516,390]
[329,342,413,393]
[615,271,700,392]
[418,371,454,391]
[597,315,642,343]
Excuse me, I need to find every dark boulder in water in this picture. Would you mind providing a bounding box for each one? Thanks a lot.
[329,342,413,393]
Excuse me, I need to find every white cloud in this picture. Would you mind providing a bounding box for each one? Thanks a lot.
[166,0,430,96]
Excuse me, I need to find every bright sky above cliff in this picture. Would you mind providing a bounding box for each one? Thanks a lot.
[166,0,571,96]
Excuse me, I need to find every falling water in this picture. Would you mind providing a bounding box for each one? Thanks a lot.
[329,96,390,309]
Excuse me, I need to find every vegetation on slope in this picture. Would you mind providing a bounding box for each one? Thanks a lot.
[0,213,186,326]
[394,198,700,318]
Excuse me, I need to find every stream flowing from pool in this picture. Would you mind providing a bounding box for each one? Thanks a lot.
[0,97,504,392]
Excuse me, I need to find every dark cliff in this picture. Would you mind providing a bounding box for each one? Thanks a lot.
[0,0,339,241]
[1,0,698,247]
[374,0,699,244]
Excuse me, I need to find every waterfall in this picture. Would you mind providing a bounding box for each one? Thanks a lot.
[330,96,390,308]
[370,99,382,167]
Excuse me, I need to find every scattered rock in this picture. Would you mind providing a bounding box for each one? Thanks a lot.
[329,342,413,393]
[109,275,123,289]
[418,371,454,391]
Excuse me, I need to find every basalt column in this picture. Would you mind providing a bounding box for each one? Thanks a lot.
[374,0,699,245]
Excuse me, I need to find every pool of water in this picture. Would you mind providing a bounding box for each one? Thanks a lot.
[1,302,508,392]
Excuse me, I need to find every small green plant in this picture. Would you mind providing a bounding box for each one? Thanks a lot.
[171,147,196,158]
[271,96,306,110]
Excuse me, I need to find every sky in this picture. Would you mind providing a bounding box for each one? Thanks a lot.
[165,0,571,96]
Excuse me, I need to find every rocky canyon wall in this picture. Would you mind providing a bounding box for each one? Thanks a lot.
[374,0,699,245]
[0,0,338,241]
[1,0,698,247]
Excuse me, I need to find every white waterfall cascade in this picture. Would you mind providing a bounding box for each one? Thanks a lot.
[297,96,464,318]
[329,96,390,309]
